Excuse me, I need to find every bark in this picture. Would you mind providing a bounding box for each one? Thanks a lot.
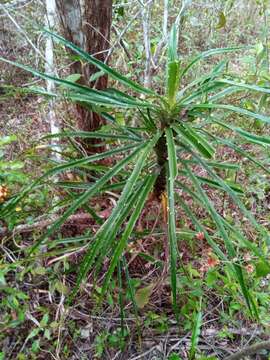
[56,0,112,153]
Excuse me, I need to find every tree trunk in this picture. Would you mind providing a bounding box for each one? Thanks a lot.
[56,0,112,153]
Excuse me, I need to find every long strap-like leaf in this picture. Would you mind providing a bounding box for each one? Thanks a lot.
[181,46,251,78]
[71,134,160,299]
[101,174,157,297]
[0,57,151,109]
[1,143,140,218]
[30,143,148,253]
[191,103,270,124]
[179,160,256,316]
[43,29,157,97]
[165,129,179,319]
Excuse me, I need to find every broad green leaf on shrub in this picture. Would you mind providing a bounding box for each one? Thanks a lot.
[1,28,269,320]
[255,261,270,278]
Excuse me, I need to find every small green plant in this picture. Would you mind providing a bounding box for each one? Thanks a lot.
[1,24,270,318]
[0,135,26,186]
[0,135,28,228]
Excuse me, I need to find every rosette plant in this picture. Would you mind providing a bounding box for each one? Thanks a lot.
[1,25,270,318]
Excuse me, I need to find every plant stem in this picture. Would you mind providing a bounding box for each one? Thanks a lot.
[154,133,168,199]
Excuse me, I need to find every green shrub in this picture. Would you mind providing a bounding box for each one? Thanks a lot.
[1,25,270,318]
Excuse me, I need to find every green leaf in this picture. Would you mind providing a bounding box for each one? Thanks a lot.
[167,60,181,107]
[0,57,151,109]
[190,306,202,359]
[205,161,240,170]
[217,78,270,95]
[192,103,270,124]
[178,60,228,99]
[179,160,257,317]
[1,143,139,218]
[181,45,250,78]
[101,175,157,297]
[213,118,270,146]
[43,130,141,142]
[135,283,155,309]
[166,24,180,106]
[26,328,40,342]
[166,159,178,318]
[168,23,179,62]
[216,11,226,29]
[214,135,270,175]
[208,86,243,102]
[40,313,49,327]
[175,188,228,261]
[173,123,214,159]
[168,354,182,360]
[0,135,17,147]
[255,261,270,278]
[165,128,178,178]
[43,29,157,97]
[181,82,226,105]
[63,73,81,83]
[30,144,147,253]
[195,175,243,194]
[71,135,160,299]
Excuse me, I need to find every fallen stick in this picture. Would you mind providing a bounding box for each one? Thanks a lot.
[0,213,93,238]
[224,340,270,360]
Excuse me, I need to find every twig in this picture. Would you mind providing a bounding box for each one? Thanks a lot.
[152,0,192,67]
[0,3,47,63]
[47,245,87,265]
[0,0,33,10]
[129,346,158,360]
[163,0,169,39]
[105,0,154,63]
[112,25,132,61]
[141,1,153,88]
[224,340,270,360]
[0,213,93,238]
